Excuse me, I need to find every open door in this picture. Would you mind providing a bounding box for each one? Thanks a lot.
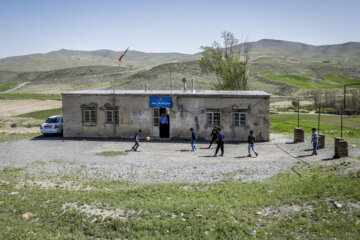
[159,108,170,138]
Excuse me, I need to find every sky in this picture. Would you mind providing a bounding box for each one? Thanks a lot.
[0,0,359,58]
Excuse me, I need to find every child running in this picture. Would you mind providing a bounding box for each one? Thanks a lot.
[132,129,142,151]
[190,128,197,151]
[208,126,218,148]
[247,130,258,157]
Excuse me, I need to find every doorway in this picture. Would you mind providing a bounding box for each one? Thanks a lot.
[153,107,170,138]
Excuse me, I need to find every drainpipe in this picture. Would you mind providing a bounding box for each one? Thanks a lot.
[191,78,195,92]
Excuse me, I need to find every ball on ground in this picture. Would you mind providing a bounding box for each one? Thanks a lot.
[146,136,151,141]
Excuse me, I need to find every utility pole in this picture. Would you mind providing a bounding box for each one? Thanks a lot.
[297,98,300,128]
[318,103,321,133]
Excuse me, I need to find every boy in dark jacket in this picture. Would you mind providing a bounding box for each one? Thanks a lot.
[190,128,197,151]
[214,128,224,157]
[132,129,142,151]
[247,130,258,157]
[208,126,218,148]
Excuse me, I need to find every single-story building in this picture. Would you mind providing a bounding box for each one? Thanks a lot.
[62,90,271,141]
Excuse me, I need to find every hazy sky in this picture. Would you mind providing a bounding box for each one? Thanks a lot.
[0,0,359,58]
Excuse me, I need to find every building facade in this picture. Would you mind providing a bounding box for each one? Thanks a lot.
[62,90,271,141]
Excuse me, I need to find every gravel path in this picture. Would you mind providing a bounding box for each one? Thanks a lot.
[1,135,358,183]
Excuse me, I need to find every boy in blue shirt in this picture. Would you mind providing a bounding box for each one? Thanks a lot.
[190,128,197,151]
[132,129,142,151]
[311,128,318,156]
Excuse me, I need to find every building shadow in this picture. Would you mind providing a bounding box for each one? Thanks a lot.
[30,135,63,141]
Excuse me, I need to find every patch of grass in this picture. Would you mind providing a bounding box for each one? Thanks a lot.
[0,82,19,92]
[0,132,42,143]
[2,167,25,173]
[321,74,360,88]
[0,93,61,100]
[261,71,360,89]
[261,70,313,88]
[49,159,64,164]
[270,113,360,146]
[310,62,340,67]
[31,160,46,165]
[17,108,62,120]
[95,151,127,157]
[0,164,359,239]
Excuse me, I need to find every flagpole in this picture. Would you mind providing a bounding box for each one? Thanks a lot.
[113,47,129,138]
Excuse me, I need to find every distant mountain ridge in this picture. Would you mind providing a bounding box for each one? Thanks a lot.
[0,39,359,72]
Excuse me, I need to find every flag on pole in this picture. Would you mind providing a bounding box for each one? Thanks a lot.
[118,47,129,62]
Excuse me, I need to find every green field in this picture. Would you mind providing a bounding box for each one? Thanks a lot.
[17,108,63,120]
[0,132,42,143]
[1,162,359,239]
[270,113,360,146]
[0,82,19,92]
[261,71,360,89]
[0,93,62,100]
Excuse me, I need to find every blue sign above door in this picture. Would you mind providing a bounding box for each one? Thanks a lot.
[149,97,172,108]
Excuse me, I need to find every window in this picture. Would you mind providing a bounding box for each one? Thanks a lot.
[83,107,97,125]
[206,109,221,125]
[232,109,247,126]
[153,108,159,126]
[105,107,119,124]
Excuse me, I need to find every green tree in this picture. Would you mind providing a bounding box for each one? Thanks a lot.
[199,31,251,90]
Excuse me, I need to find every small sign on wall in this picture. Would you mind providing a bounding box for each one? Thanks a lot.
[149,97,172,108]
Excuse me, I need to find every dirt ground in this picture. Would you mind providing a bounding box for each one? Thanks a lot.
[0,99,62,116]
[1,135,359,183]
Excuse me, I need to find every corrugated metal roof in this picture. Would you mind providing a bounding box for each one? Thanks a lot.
[62,90,271,97]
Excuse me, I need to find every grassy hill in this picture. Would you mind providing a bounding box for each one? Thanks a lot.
[0,39,359,96]
[0,49,194,72]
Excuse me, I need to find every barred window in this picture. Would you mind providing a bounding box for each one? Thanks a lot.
[153,108,159,126]
[83,107,97,125]
[206,109,221,126]
[105,107,119,124]
[232,109,247,126]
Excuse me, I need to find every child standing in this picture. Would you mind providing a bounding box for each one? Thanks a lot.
[208,126,218,148]
[132,129,142,151]
[190,128,197,151]
[247,130,258,157]
[311,128,318,156]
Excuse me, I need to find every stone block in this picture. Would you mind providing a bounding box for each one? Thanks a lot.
[334,137,348,158]
[318,133,325,149]
[294,128,304,143]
